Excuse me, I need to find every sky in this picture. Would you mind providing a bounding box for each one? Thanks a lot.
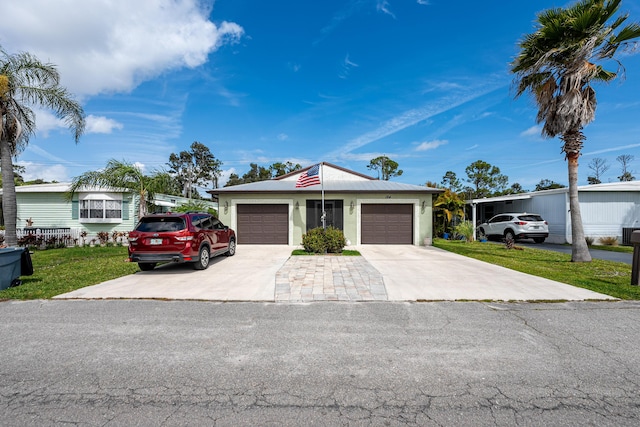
[2,0,640,192]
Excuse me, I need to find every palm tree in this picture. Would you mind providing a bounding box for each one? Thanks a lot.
[433,189,465,237]
[1,47,85,246]
[511,0,640,262]
[69,159,169,218]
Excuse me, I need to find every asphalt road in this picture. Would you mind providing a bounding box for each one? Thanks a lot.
[2,300,640,426]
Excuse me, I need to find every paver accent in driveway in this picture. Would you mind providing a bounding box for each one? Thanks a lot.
[275,256,387,302]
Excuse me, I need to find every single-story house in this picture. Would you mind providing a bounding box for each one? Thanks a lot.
[469,181,640,244]
[0,183,217,244]
[209,162,442,246]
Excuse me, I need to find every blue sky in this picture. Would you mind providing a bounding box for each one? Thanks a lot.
[2,0,640,191]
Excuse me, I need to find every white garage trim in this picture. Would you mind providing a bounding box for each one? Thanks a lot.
[228,198,294,245]
[356,198,420,245]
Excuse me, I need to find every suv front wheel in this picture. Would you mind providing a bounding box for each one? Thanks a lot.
[226,238,236,256]
[194,246,210,270]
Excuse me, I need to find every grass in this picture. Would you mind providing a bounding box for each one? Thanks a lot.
[292,249,361,256]
[433,238,638,300]
[0,246,138,300]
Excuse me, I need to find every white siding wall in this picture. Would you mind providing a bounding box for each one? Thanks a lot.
[530,193,567,244]
[579,192,640,243]
[16,191,137,243]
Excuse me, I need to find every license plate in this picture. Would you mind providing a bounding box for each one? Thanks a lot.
[150,238,163,245]
[532,226,539,229]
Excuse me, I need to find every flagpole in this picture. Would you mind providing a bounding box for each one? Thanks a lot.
[321,162,325,230]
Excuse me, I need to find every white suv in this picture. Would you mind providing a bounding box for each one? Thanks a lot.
[478,213,549,243]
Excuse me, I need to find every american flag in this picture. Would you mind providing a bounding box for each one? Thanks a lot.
[295,164,321,188]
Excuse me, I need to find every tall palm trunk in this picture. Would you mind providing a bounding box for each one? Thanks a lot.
[564,129,591,262]
[0,137,17,246]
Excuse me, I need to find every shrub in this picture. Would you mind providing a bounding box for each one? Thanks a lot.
[325,226,346,253]
[454,221,474,242]
[97,231,110,245]
[301,226,347,254]
[585,236,595,246]
[598,236,619,246]
[302,227,326,253]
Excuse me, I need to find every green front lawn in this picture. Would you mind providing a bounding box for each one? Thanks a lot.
[0,246,138,300]
[434,239,638,300]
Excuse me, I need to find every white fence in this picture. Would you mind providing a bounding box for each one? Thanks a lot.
[1,228,128,247]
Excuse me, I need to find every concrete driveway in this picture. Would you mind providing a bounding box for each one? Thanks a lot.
[55,245,292,301]
[55,244,615,302]
[357,245,614,301]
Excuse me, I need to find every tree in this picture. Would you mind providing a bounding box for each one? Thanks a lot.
[241,163,272,183]
[587,157,610,184]
[69,160,167,218]
[367,156,403,180]
[616,154,635,181]
[1,47,85,246]
[0,164,25,187]
[269,161,301,177]
[501,183,527,195]
[167,141,222,198]
[535,179,566,191]
[433,189,466,237]
[511,0,640,262]
[223,163,272,187]
[464,160,508,198]
[441,171,462,192]
[224,173,244,187]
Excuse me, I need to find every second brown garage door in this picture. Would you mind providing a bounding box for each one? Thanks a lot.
[237,204,288,244]
[361,204,413,244]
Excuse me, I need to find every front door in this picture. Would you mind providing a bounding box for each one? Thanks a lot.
[306,200,343,231]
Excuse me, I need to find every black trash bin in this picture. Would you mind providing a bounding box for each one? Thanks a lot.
[0,247,33,290]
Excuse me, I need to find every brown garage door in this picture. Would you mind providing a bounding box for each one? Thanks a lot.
[361,204,413,244]
[237,204,288,244]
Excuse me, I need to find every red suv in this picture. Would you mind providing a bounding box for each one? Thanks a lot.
[128,212,236,271]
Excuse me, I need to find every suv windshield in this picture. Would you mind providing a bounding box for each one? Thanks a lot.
[135,217,186,232]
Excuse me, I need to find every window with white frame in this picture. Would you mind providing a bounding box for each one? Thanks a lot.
[79,194,123,223]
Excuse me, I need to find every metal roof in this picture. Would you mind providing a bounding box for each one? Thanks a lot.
[211,179,440,194]
[469,180,640,205]
[0,182,130,194]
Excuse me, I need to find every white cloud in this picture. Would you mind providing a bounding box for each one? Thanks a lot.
[17,161,70,182]
[32,109,65,137]
[417,0,431,5]
[333,80,503,155]
[339,53,359,79]
[277,133,289,141]
[416,139,447,151]
[520,125,542,137]
[376,0,396,18]
[86,115,124,134]
[0,0,244,96]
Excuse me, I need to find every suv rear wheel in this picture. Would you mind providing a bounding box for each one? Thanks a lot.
[504,230,515,241]
[194,246,210,270]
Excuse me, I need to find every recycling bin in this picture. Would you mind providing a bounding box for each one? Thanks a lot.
[0,247,33,290]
